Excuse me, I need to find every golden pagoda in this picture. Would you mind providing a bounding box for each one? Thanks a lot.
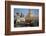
[25,9,34,24]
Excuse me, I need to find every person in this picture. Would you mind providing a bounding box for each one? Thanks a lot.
[14,13,21,27]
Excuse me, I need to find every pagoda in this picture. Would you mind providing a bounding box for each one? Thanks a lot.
[25,9,34,24]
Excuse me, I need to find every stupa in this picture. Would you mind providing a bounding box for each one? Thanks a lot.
[25,9,34,24]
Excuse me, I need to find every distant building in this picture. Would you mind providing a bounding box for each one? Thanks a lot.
[25,9,34,23]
